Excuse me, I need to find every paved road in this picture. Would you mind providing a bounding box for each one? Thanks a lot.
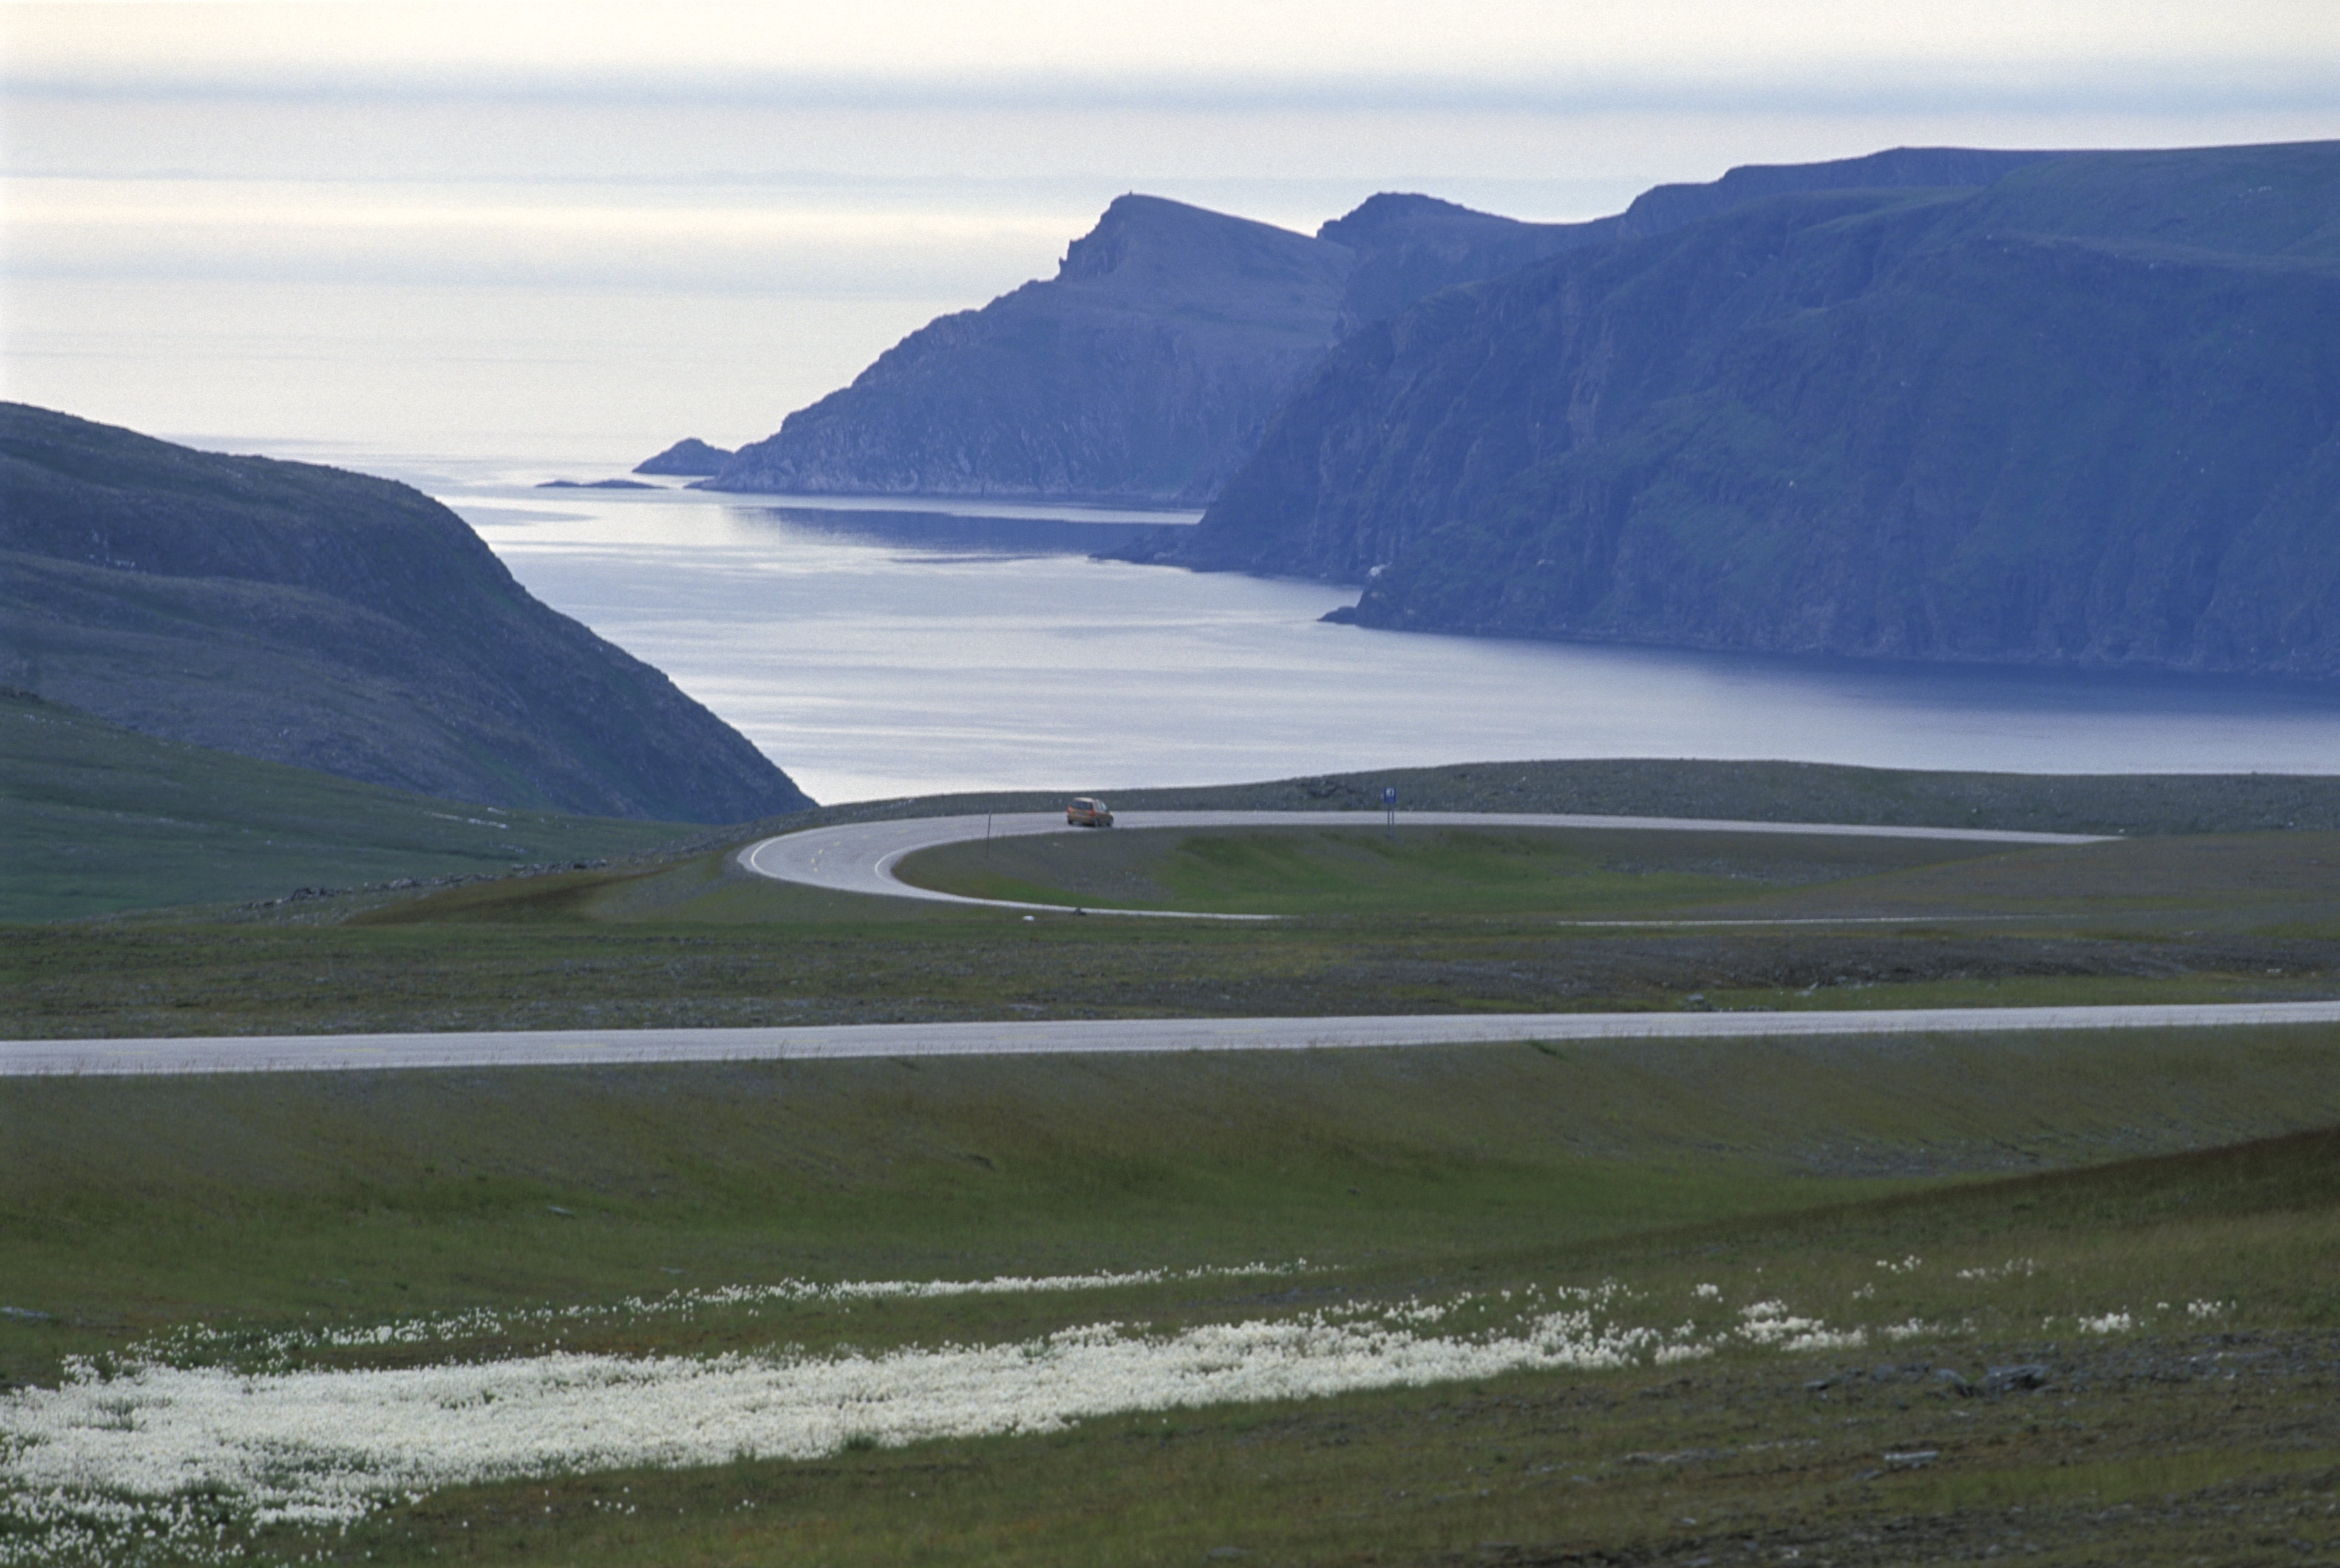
[3,812,2182,1080]
[737,810,2106,916]
[8,1001,2335,1078]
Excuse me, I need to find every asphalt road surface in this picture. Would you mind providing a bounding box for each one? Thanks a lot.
[9,1001,2337,1078]
[737,809,2107,916]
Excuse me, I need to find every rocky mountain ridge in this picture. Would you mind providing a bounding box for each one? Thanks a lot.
[701,192,1602,504]
[694,152,2071,508]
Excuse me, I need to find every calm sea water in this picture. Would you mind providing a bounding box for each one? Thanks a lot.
[419,470,2340,806]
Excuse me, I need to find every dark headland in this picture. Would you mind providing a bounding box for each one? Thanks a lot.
[0,403,813,822]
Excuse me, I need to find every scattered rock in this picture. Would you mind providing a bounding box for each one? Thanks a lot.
[1984,1363,2054,1395]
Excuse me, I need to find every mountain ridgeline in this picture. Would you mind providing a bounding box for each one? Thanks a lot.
[696,151,2061,509]
[0,405,813,822]
[703,193,1608,505]
[1150,141,2340,681]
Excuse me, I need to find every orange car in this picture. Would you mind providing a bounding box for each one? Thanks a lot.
[1065,796,1115,828]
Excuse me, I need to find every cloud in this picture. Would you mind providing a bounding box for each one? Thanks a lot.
[11,0,2337,90]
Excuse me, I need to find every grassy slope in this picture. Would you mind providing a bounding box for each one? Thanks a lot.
[12,821,2340,1039]
[6,1026,2333,1369]
[897,818,2340,940]
[893,823,2013,914]
[0,402,811,821]
[0,688,698,920]
[4,1034,2338,1563]
[350,1124,2340,1567]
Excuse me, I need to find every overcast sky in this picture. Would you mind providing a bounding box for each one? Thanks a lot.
[6,1,2338,461]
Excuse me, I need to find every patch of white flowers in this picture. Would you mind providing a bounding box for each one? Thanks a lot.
[3,1284,1690,1564]
[1880,1319,1942,1342]
[1735,1299,1867,1353]
[0,1265,2190,1565]
[136,1262,1306,1367]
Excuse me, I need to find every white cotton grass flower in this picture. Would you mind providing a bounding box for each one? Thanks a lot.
[2076,1311,2133,1334]
[3,1295,1703,1560]
[1735,1300,1865,1353]
[136,1260,1309,1368]
[0,1268,1943,1565]
[2186,1299,2230,1320]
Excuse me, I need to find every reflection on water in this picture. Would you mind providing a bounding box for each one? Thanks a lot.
[442,481,2340,805]
[742,506,1174,558]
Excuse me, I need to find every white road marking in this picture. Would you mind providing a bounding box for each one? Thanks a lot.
[7,1001,2336,1078]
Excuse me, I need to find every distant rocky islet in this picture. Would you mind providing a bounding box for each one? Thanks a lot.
[633,437,733,477]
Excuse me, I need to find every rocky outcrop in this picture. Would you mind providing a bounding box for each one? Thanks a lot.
[0,404,814,821]
[634,438,732,476]
[1150,141,2340,682]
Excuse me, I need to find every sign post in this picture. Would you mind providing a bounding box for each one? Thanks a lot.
[1382,785,1397,841]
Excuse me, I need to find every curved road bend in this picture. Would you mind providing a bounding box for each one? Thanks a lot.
[738,810,2108,917]
[10,1001,2338,1078]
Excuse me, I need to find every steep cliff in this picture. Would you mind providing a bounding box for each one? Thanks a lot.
[1315,192,1616,336]
[1162,142,2340,682]
[707,196,1348,505]
[0,405,814,821]
[705,192,1601,506]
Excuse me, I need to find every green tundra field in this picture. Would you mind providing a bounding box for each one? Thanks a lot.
[6,743,2340,1565]
[3,1031,2337,1565]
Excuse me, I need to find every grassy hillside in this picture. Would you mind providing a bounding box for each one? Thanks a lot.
[0,688,696,920]
[3,1033,2336,1563]
[894,821,2010,915]
[0,402,812,821]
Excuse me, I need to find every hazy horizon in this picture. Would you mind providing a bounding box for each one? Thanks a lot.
[6,1,2338,466]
